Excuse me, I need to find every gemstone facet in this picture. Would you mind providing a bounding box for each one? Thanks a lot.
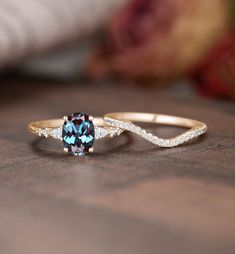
[62,112,95,156]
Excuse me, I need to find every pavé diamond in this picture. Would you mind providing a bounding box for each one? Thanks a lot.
[104,117,207,147]
[62,112,94,156]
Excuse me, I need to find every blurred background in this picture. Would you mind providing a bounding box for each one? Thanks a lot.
[0,0,234,100]
[0,2,235,254]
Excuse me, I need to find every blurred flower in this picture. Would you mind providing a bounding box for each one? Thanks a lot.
[192,31,235,100]
[87,0,230,84]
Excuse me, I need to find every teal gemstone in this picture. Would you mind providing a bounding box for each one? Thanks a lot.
[62,113,94,156]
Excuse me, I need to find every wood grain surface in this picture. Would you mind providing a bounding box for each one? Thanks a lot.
[0,80,235,254]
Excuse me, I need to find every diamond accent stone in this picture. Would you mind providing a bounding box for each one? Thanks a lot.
[36,127,62,140]
[95,126,123,139]
[95,126,109,139]
[37,128,49,138]
[50,127,62,140]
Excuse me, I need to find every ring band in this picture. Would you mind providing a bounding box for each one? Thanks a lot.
[104,112,207,147]
[28,112,123,156]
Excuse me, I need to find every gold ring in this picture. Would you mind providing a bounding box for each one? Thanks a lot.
[28,112,123,156]
[104,112,207,147]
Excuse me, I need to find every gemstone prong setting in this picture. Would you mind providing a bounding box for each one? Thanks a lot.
[88,147,94,153]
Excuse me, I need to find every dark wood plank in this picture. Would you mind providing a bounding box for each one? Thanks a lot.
[0,80,235,254]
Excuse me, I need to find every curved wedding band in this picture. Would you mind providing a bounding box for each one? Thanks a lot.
[28,112,123,156]
[104,112,207,147]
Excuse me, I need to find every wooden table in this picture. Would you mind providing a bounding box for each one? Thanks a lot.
[0,80,235,254]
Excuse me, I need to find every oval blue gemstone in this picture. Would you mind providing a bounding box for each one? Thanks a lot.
[62,112,94,156]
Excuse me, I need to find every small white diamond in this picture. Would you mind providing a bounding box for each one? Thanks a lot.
[40,129,48,138]
[50,127,62,140]
[95,127,109,139]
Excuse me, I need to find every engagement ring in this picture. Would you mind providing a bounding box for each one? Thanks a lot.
[28,112,123,156]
